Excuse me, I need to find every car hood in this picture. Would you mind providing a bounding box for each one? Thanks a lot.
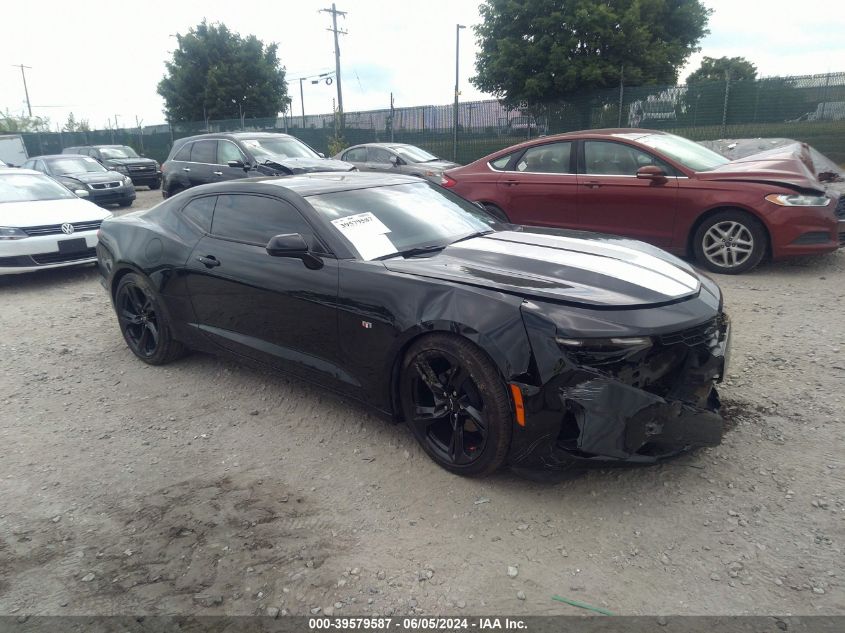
[1,198,111,227]
[56,172,125,184]
[383,230,702,308]
[260,155,355,174]
[695,144,823,191]
[105,157,157,167]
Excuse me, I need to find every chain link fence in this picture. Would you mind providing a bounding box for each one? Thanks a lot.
[20,72,845,166]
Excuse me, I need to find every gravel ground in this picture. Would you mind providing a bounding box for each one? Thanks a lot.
[0,186,843,617]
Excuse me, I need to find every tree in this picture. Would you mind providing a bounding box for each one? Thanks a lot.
[471,0,712,106]
[687,56,757,83]
[62,112,90,133]
[157,20,288,122]
[0,110,50,132]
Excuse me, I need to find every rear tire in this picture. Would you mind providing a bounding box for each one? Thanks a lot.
[164,185,185,199]
[149,180,161,190]
[400,334,512,477]
[114,273,186,365]
[692,210,767,274]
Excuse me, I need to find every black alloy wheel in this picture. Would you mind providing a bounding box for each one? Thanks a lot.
[115,273,185,365]
[401,334,512,476]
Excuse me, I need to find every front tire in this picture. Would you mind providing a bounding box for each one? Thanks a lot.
[692,210,767,274]
[115,273,186,365]
[149,180,161,190]
[400,334,512,477]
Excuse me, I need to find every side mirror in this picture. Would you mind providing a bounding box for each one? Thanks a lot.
[227,159,245,169]
[636,165,667,182]
[266,233,323,269]
[389,155,400,167]
[317,152,326,158]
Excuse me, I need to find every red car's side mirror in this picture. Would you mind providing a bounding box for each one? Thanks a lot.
[636,165,667,182]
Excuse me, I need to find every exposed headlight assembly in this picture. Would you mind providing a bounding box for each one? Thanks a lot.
[765,194,830,207]
[556,336,653,365]
[0,227,29,240]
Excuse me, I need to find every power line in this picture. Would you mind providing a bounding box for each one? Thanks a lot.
[320,3,347,131]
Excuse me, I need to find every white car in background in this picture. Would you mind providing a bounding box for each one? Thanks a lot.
[0,169,111,274]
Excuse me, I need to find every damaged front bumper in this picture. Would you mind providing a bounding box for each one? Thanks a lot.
[510,314,730,470]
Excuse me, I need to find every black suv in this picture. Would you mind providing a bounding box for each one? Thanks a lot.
[160,132,354,197]
[62,145,161,189]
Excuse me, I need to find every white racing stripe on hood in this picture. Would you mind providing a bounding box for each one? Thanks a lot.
[455,235,699,298]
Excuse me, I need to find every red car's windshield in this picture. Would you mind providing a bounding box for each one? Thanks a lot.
[637,133,730,172]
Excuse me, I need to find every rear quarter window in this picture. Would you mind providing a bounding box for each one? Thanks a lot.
[173,143,192,161]
[180,196,215,232]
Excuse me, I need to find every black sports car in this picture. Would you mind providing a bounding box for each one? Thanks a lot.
[96,172,731,477]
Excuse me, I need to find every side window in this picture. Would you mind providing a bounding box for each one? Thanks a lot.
[181,196,216,233]
[217,140,246,165]
[211,194,313,245]
[584,141,672,176]
[22,160,36,170]
[173,143,192,161]
[515,143,573,173]
[368,147,392,164]
[489,153,513,170]
[343,147,367,162]
[190,140,217,164]
[34,160,47,172]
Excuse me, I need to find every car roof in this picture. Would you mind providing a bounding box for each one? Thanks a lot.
[32,154,90,160]
[349,142,413,149]
[189,171,421,197]
[176,131,299,143]
[0,168,42,176]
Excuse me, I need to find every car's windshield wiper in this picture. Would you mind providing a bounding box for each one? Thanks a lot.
[376,244,447,260]
[450,230,494,245]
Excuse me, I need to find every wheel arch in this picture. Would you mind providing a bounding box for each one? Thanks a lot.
[388,321,529,424]
[686,205,772,257]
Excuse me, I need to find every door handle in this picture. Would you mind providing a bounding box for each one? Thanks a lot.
[182,167,191,172]
[503,179,520,186]
[582,181,602,189]
[196,255,220,268]
[213,171,223,176]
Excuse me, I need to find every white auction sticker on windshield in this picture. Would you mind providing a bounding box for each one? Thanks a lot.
[331,212,395,260]
[331,212,391,235]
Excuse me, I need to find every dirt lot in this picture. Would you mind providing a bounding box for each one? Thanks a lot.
[0,186,843,617]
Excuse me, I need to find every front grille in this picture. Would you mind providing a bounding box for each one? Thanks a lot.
[21,220,102,236]
[657,317,719,348]
[90,181,122,190]
[128,164,154,172]
[31,248,96,265]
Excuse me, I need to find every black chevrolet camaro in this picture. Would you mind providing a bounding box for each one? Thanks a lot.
[96,172,730,477]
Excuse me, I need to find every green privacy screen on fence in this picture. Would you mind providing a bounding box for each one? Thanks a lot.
[21,72,845,166]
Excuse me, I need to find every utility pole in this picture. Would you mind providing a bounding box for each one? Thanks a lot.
[300,77,306,123]
[453,24,466,162]
[11,64,33,117]
[320,3,347,133]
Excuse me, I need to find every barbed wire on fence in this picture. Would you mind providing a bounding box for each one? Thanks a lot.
[17,71,845,165]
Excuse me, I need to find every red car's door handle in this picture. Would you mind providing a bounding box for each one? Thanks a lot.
[503,179,520,186]
[582,181,602,189]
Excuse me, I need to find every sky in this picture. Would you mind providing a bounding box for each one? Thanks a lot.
[1,0,843,130]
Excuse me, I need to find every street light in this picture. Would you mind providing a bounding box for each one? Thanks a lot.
[453,24,466,162]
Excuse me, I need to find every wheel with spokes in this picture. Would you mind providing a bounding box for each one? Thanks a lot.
[693,210,767,274]
[400,334,512,476]
[115,273,185,365]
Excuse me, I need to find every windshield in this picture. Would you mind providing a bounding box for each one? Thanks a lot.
[0,173,76,203]
[99,146,140,159]
[393,145,438,164]
[241,137,320,160]
[637,133,730,171]
[47,157,107,175]
[307,182,495,261]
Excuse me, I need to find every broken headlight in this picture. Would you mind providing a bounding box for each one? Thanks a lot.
[555,336,653,366]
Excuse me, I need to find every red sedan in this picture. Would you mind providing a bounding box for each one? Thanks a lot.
[442,129,843,274]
